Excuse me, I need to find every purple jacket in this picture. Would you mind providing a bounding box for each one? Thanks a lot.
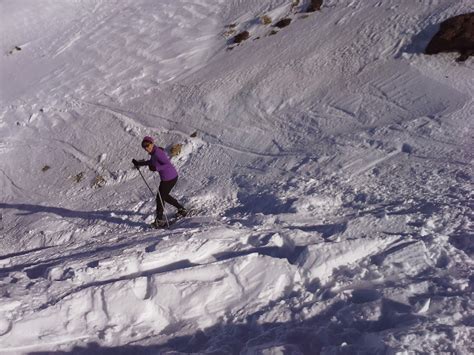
[146,146,178,181]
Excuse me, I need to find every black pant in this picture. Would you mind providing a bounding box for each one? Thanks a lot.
[156,177,183,220]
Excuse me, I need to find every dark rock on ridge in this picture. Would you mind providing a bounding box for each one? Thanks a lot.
[425,13,474,62]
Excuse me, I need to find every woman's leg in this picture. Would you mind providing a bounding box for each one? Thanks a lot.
[156,177,183,220]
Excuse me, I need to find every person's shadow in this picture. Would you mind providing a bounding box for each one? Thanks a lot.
[0,203,155,277]
[0,203,147,228]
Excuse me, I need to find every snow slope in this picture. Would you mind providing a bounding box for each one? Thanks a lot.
[0,0,473,353]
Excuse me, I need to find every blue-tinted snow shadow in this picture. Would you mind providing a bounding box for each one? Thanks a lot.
[34,259,199,310]
[396,23,439,58]
[226,191,297,216]
[213,245,306,265]
[0,246,55,260]
[0,203,153,278]
[29,292,432,355]
[0,203,147,228]
[0,234,169,280]
[288,222,347,239]
[343,198,444,219]
[449,229,474,257]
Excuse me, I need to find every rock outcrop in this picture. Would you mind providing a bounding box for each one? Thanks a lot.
[425,13,474,62]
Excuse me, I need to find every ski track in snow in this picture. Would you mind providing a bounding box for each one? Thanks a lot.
[0,0,473,353]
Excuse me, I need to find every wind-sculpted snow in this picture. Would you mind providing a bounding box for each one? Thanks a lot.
[297,235,400,283]
[0,0,473,353]
[2,252,296,351]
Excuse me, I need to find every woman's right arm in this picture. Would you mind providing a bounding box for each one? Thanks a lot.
[132,159,151,167]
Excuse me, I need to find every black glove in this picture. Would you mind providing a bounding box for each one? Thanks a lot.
[132,159,140,169]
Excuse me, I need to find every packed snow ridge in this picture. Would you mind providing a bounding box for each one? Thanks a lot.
[0,0,472,354]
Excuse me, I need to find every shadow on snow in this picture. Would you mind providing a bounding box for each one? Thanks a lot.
[28,292,434,355]
[0,202,146,228]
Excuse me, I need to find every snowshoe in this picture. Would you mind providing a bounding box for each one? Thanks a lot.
[176,208,188,218]
[150,219,168,229]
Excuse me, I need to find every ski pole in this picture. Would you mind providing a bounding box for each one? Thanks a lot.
[137,167,155,198]
[155,188,169,228]
[136,167,170,228]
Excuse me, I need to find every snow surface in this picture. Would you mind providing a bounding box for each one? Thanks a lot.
[0,0,473,353]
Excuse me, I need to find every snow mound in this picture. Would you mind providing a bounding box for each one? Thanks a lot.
[297,235,399,283]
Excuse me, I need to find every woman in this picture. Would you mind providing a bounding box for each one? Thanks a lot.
[132,136,187,227]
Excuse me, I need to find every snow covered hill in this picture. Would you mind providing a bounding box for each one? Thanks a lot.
[0,0,472,353]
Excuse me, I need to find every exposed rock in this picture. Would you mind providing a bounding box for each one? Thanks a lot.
[425,13,474,62]
[233,31,250,44]
[74,172,84,183]
[170,144,182,157]
[306,0,323,12]
[223,28,236,38]
[260,15,272,25]
[401,143,413,154]
[291,0,300,11]
[8,46,21,55]
[92,174,106,188]
[274,18,292,29]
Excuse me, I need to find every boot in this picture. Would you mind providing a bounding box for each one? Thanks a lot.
[176,208,188,217]
[151,219,167,228]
